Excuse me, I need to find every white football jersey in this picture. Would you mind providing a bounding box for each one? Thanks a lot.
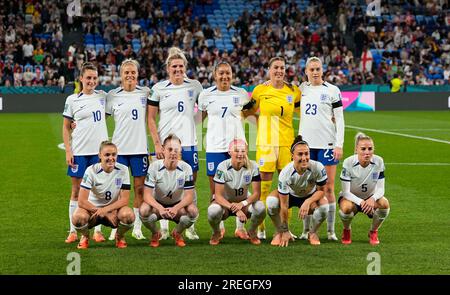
[278,160,327,198]
[63,91,108,155]
[144,159,194,206]
[106,86,150,155]
[213,159,260,203]
[80,162,131,208]
[298,81,345,149]
[149,79,203,147]
[340,154,385,200]
[198,86,250,152]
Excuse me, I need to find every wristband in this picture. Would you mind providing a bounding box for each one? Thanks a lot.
[241,200,249,207]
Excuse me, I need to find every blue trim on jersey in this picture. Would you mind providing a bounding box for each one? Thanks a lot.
[252,175,261,182]
[322,83,328,87]
[317,179,327,186]
[165,82,172,87]
[184,186,195,189]
[145,184,155,189]
[340,177,351,182]
[117,88,123,93]
[158,166,166,172]
[227,165,233,170]
[114,166,120,170]
[353,162,359,167]
[105,112,111,116]
[211,86,217,92]
[148,100,159,106]
[97,169,103,174]
[370,161,376,165]
[291,170,297,176]
[379,171,385,179]
[80,185,91,190]
[278,191,289,196]
[136,86,142,90]
[78,93,84,97]
[214,180,225,184]
[332,100,343,108]
[121,184,131,190]
[230,86,237,91]
[183,79,190,84]
[176,166,183,171]
[63,115,73,120]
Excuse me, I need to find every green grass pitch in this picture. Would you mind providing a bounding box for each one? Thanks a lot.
[0,110,449,274]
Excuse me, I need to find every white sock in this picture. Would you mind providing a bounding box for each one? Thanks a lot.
[208,204,223,235]
[311,204,328,233]
[371,208,390,231]
[327,202,336,233]
[94,224,102,233]
[236,217,244,230]
[160,219,169,231]
[303,215,312,233]
[219,220,225,230]
[133,207,142,232]
[339,210,354,230]
[142,213,158,233]
[69,200,78,232]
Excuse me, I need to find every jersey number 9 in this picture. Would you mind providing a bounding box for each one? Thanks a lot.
[131,109,138,120]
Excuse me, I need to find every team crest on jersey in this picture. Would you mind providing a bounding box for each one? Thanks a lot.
[188,90,194,99]
[177,178,184,188]
[141,97,147,106]
[71,165,79,173]
[116,178,122,187]
[233,96,240,105]
[100,98,105,106]
[244,174,251,183]
[320,94,329,102]
[372,172,378,180]
[259,158,264,167]
[208,162,215,172]
[286,95,293,103]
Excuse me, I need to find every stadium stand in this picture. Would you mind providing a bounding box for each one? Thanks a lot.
[0,0,448,91]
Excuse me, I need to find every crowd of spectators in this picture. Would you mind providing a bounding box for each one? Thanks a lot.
[0,0,449,89]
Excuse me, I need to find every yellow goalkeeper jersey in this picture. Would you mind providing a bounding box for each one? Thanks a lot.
[251,83,301,147]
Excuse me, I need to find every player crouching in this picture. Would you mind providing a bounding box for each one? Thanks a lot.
[139,134,199,248]
[72,141,135,249]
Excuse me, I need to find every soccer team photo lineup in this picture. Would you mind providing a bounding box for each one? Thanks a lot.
[0,0,449,275]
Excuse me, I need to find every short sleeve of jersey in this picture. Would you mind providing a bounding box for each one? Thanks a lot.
[105,90,114,115]
[198,90,207,111]
[378,156,386,179]
[315,162,328,185]
[331,85,343,105]
[277,167,290,195]
[340,158,352,182]
[238,87,250,106]
[144,162,157,188]
[80,166,94,190]
[251,162,261,181]
[193,80,203,100]
[148,85,160,104]
[62,96,73,119]
[213,162,227,184]
[121,166,131,188]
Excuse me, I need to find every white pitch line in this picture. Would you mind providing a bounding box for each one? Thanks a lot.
[347,125,450,145]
